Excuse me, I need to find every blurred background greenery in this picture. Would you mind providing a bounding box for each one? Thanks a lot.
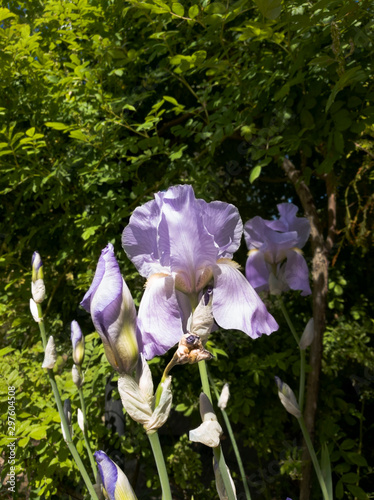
[0,0,373,498]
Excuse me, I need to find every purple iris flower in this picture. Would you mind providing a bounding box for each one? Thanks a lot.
[122,184,278,359]
[244,203,311,296]
[80,243,141,374]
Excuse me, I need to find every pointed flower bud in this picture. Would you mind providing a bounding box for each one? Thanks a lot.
[77,408,84,432]
[275,377,301,419]
[30,298,41,323]
[95,450,137,500]
[299,318,314,350]
[42,336,57,369]
[118,355,172,434]
[80,244,139,374]
[213,457,237,500]
[31,252,45,303]
[61,399,72,442]
[218,383,230,411]
[189,288,215,342]
[72,364,84,388]
[71,320,85,366]
[189,393,223,448]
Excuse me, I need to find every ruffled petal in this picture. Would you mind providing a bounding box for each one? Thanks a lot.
[212,262,278,338]
[138,273,185,359]
[122,197,163,277]
[268,203,310,248]
[158,185,218,292]
[197,199,243,258]
[245,250,270,291]
[283,250,311,296]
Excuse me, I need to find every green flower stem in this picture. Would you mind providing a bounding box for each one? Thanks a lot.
[278,298,306,411]
[299,348,306,411]
[48,368,99,500]
[209,374,252,500]
[35,306,99,500]
[278,298,300,344]
[78,386,98,478]
[147,431,172,500]
[298,416,331,500]
[198,361,236,500]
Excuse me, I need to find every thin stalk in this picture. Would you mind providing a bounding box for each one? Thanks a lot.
[278,298,300,344]
[278,298,306,411]
[198,361,236,500]
[209,375,252,500]
[147,431,172,500]
[36,306,98,500]
[48,369,99,500]
[298,416,330,500]
[299,349,306,412]
[78,386,98,478]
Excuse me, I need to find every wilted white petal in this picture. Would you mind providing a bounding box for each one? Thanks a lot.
[218,383,230,410]
[118,374,152,425]
[30,298,41,323]
[32,279,46,303]
[136,354,154,407]
[42,336,57,369]
[77,408,84,432]
[199,392,216,422]
[299,318,314,350]
[189,420,223,448]
[72,364,84,388]
[145,376,172,433]
[275,377,301,419]
[214,457,237,500]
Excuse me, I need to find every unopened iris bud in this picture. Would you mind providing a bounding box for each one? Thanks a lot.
[61,399,72,441]
[189,288,215,342]
[30,298,42,323]
[218,383,230,411]
[42,336,57,369]
[189,393,223,448]
[95,450,137,500]
[71,320,85,366]
[72,364,84,388]
[31,252,45,303]
[77,408,84,432]
[214,457,237,500]
[80,244,139,374]
[275,377,301,419]
[299,318,314,350]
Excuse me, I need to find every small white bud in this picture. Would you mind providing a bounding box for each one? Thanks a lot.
[77,408,84,432]
[42,336,57,369]
[268,272,283,295]
[72,364,84,388]
[30,298,41,323]
[299,318,314,350]
[31,279,46,304]
[218,383,230,411]
[275,377,301,419]
[189,289,214,342]
[61,399,72,442]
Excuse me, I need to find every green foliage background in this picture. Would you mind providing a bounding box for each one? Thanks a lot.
[0,0,373,498]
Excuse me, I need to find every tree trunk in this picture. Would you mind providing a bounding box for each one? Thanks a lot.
[281,159,336,500]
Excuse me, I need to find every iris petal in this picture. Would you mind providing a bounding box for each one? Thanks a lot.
[245,250,270,291]
[212,262,278,338]
[138,274,185,359]
[284,250,311,296]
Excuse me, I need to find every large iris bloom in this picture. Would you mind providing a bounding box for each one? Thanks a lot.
[122,184,278,359]
[244,203,311,296]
